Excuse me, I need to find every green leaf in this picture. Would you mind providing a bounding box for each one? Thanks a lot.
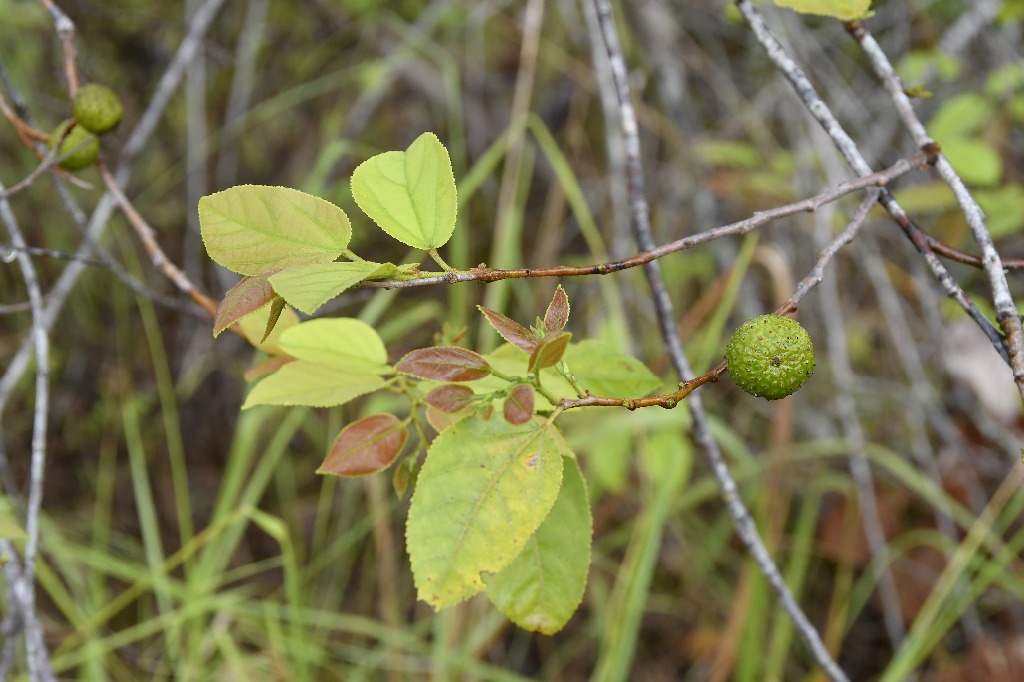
[199,185,352,276]
[694,139,762,169]
[986,63,1024,98]
[575,418,632,496]
[350,132,457,250]
[903,83,933,99]
[941,138,1003,187]
[277,318,391,375]
[242,361,386,409]
[0,495,26,545]
[976,185,1024,238]
[642,428,692,494]
[773,0,870,20]
[929,93,995,141]
[897,50,961,85]
[406,416,567,609]
[268,261,389,315]
[486,455,591,634]
[564,340,661,397]
[890,182,959,214]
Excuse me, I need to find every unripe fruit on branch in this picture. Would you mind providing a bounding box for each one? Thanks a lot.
[72,84,123,135]
[48,119,100,171]
[725,314,815,400]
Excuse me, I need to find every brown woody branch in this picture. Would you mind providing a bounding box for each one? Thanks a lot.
[360,151,930,289]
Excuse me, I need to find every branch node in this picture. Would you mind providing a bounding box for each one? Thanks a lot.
[921,141,941,165]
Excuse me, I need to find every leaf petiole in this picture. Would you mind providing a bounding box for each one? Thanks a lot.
[428,248,456,272]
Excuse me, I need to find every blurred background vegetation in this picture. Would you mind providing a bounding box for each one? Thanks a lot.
[2,0,1024,679]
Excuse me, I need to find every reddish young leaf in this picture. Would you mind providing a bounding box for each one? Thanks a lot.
[478,306,539,353]
[396,347,491,382]
[318,414,408,477]
[544,285,570,333]
[214,272,279,337]
[528,332,572,373]
[503,384,534,425]
[424,384,477,413]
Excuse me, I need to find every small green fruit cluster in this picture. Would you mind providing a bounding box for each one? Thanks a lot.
[48,84,123,171]
[48,119,100,171]
[725,314,815,400]
[73,84,123,135]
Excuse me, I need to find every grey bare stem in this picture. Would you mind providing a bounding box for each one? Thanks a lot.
[0,178,55,681]
[588,1,850,681]
[846,20,1024,404]
[735,0,1008,364]
[0,1,228,676]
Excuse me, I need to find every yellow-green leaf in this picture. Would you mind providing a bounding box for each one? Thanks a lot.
[564,340,661,397]
[941,138,1003,187]
[277,318,391,375]
[929,93,994,141]
[406,416,567,609]
[199,185,351,276]
[351,132,457,250]
[242,361,386,409]
[268,261,389,315]
[485,455,591,634]
[773,0,870,20]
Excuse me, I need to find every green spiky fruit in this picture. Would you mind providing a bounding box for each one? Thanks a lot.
[72,84,123,135]
[48,119,100,171]
[725,314,815,400]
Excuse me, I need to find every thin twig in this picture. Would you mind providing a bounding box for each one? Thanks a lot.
[558,367,724,410]
[812,195,908,652]
[560,190,879,412]
[0,241,205,317]
[96,160,222,321]
[859,235,984,638]
[0,146,66,201]
[358,152,926,289]
[924,235,1024,270]
[589,2,850,680]
[0,242,104,267]
[845,20,1024,403]
[1,540,26,678]
[780,190,878,314]
[38,0,79,95]
[0,5,229,673]
[213,0,269,186]
[0,89,92,190]
[735,0,1009,366]
[0,0,229,427]
[0,177,56,680]
[121,0,228,163]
